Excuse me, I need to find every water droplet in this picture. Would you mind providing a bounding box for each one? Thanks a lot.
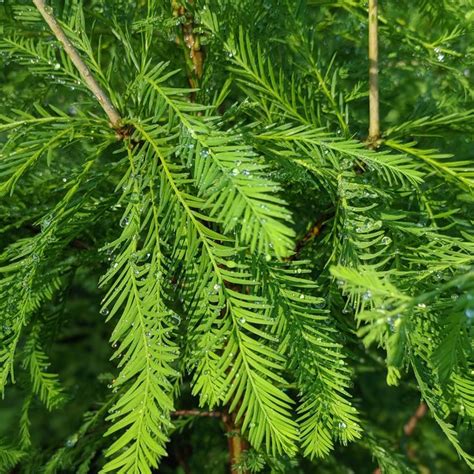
[387,317,395,331]
[41,216,52,231]
[434,47,445,62]
[239,317,246,324]
[213,283,221,292]
[171,313,181,325]
[362,290,372,301]
[230,168,239,176]
[65,435,77,448]
[465,308,474,319]
[100,307,110,316]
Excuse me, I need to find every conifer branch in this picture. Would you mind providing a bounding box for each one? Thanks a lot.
[368,0,380,144]
[32,0,122,128]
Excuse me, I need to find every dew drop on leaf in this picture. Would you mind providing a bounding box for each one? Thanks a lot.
[465,308,474,319]
[65,435,77,448]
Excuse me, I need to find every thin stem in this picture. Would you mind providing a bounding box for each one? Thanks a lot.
[368,0,380,143]
[223,411,248,474]
[403,402,428,436]
[373,402,428,473]
[172,1,204,88]
[32,0,122,128]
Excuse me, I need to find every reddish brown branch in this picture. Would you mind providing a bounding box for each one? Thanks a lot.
[168,9,246,470]
[171,409,248,473]
[223,411,248,474]
[172,0,204,91]
[403,402,428,437]
[291,212,334,259]
[373,402,428,473]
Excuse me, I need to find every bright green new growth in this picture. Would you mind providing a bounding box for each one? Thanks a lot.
[0,0,473,473]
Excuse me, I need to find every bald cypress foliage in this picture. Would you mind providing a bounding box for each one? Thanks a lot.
[0,1,473,472]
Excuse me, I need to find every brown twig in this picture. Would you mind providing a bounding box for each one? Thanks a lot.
[373,402,428,473]
[368,0,380,145]
[291,211,334,259]
[172,0,204,92]
[32,0,122,129]
[223,411,249,474]
[171,409,248,473]
[403,402,428,437]
[171,7,245,471]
